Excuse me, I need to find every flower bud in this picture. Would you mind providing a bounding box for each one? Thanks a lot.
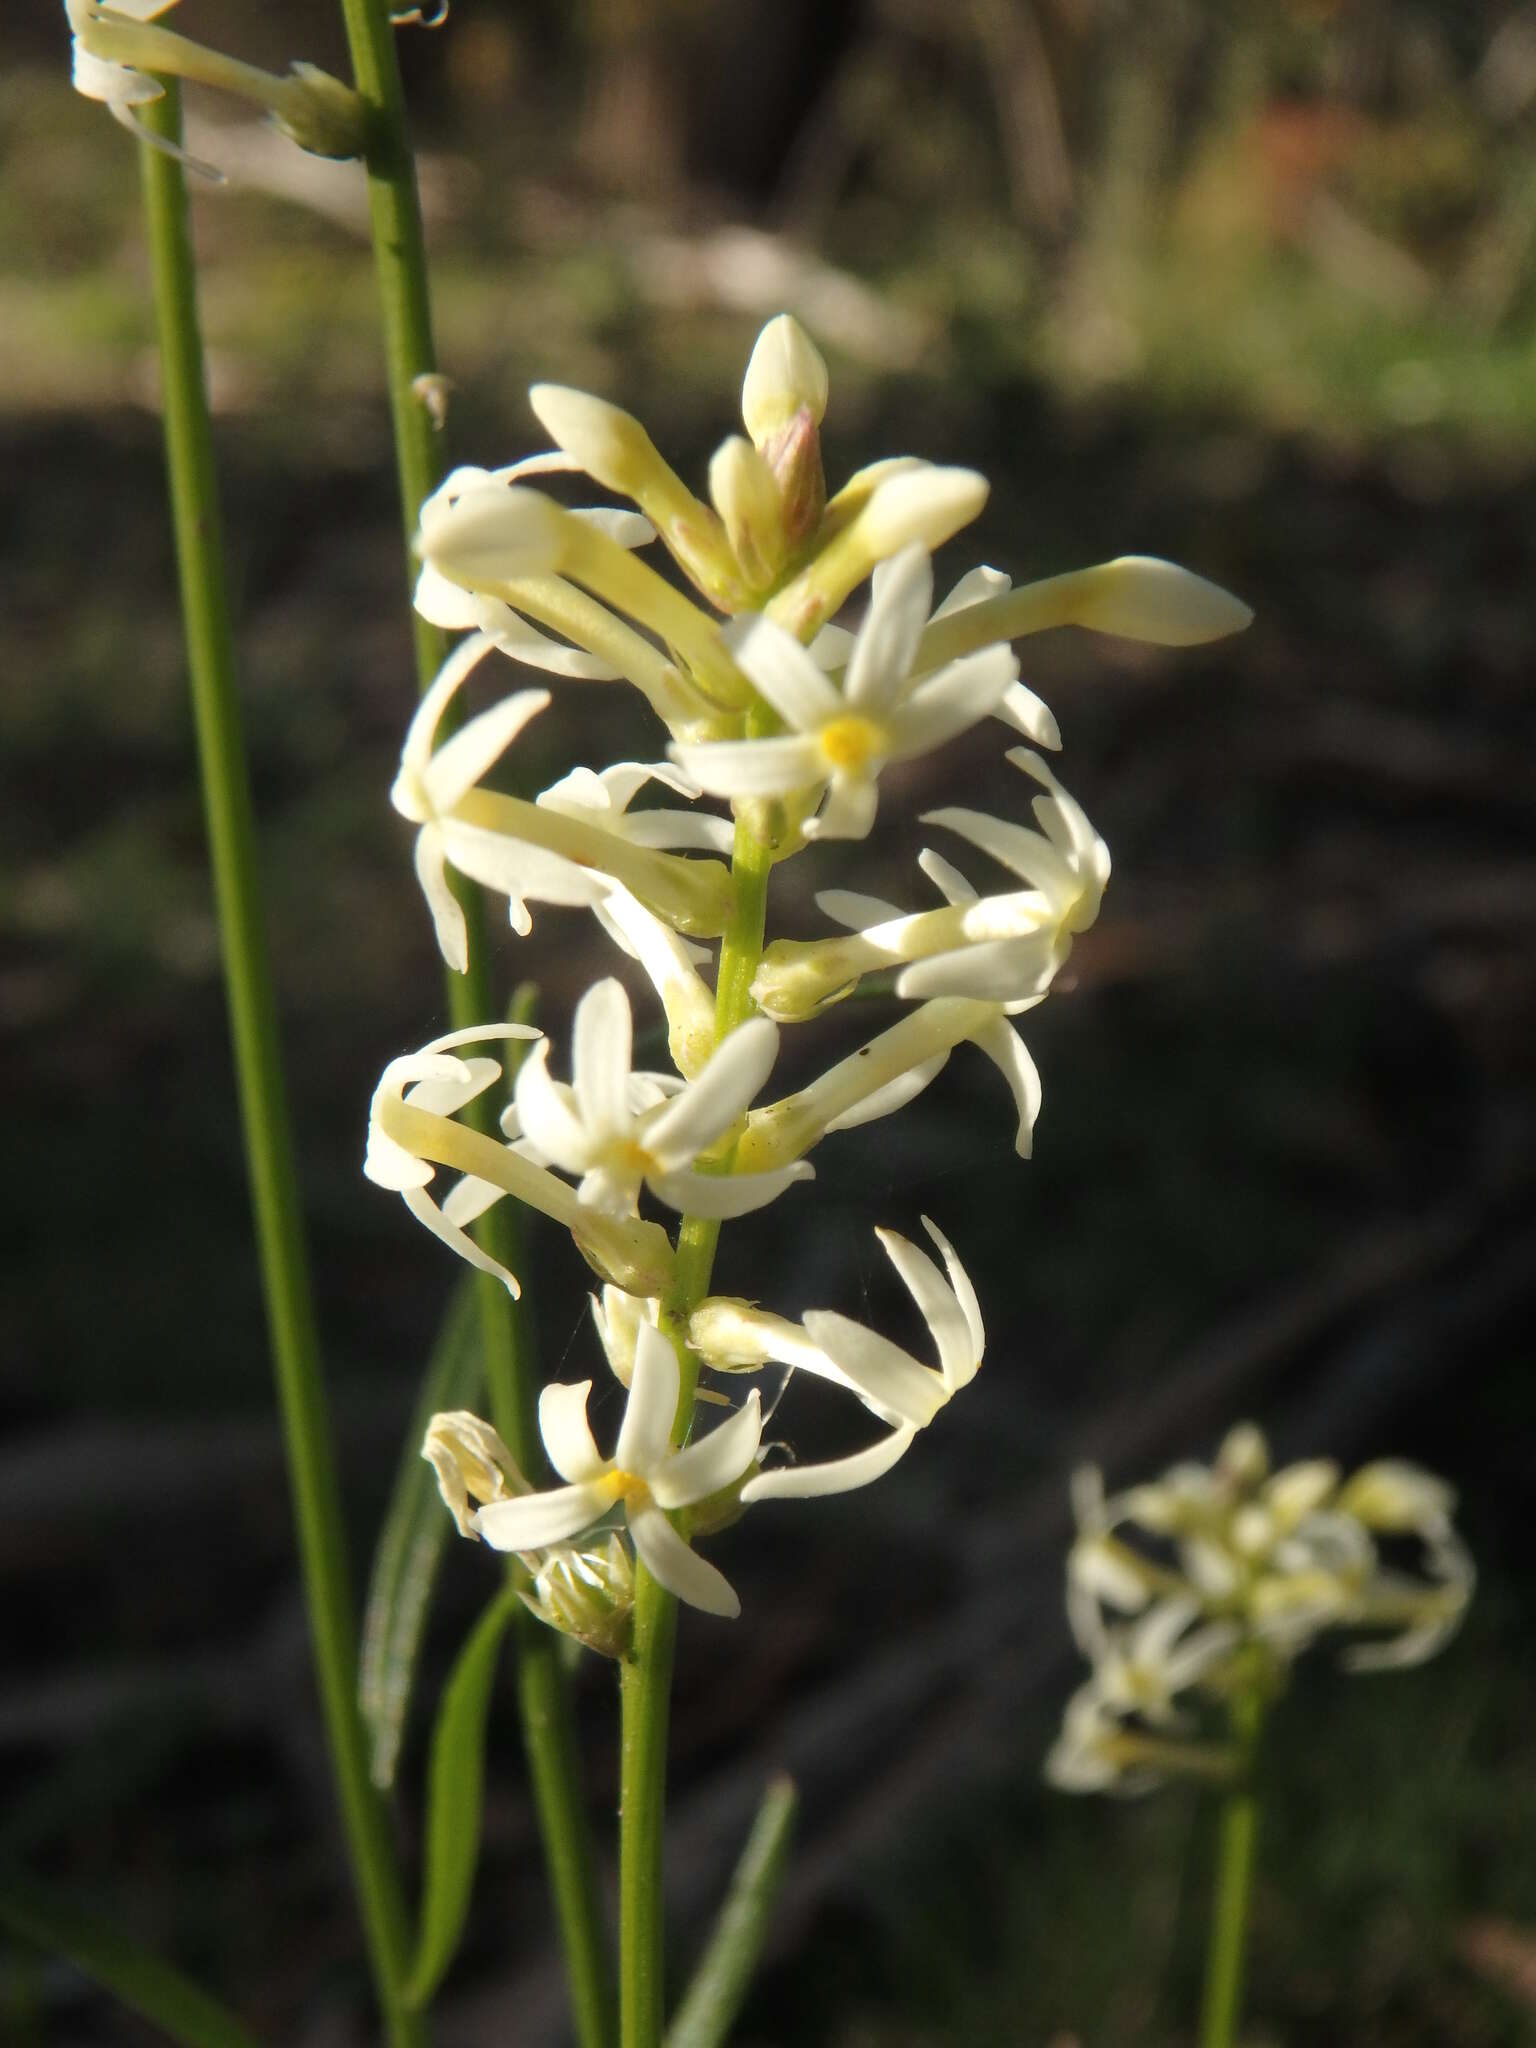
[1068,557,1255,646]
[741,315,828,445]
[708,435,790,591]
[418,484,569,590]
[522,1534,635,1660]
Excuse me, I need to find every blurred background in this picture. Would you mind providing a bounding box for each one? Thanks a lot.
[5,0,1536,2040]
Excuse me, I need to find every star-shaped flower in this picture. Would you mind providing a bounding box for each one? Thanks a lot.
[513,978,812,1219]
[475,1323,763,1618]
[670,544,1019,841]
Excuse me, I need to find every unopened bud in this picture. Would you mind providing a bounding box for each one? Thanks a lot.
[708,435,788,591]
[1069,557,1254,646]
[1215,1423,1269,1491]
[741,315,829,445]
[589,1285,657,1389]
[423,1410,528,1538]
[522,1534,634,1659]
[417,484,569,590]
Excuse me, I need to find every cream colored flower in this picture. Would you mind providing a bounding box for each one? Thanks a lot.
[476,1323,763,1618]
[672,545,1018,841]
[513,978,812,1220]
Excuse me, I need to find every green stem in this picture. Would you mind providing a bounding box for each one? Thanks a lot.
[620,816,777,2048]
[1199,1690,1265,2048]
[136,83,422,2048]
[331,8,615,2041]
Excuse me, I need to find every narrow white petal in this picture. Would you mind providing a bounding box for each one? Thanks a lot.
[742,1425,917,1501]
[917,848,978,905]
[618,810,737,854]
[485,606,619,680]
[875,1227,974,1392]
[892,645,1019,757]
[809,622,855,668]
[670,735,827,800]
[921,805,1078,902]
[802,1311,948,1427]
[921,1216,985,1368]
[572,979,634,1141]
[440,1174,506,1227]
[422,485,570,588]
[397,631,501,795]
[539,1380,608,1484]
[513,1043,596,1173]
[845,545,933,709]
[424,689,550,813]
[823,1051,949,1132]
[931,564,1010,618]
[616,1323,681,1475]
[895,935,1057,1006]
[569,507,657,549]
[816,887,905,930]
[804,775,879,842]
[649,1160,813,1218]
[400,1185,520,1297]
[1074,557,1253,646]
[645,1017,779,1164]
[363,1124,435,1192]
[441,821,604,922]
[475,1479,613,1552]
[995,680,1062,751]
[727,614,844,732]
[413,828,468,974]
[403,1054,502,1117]
[413,562,485,629]
[972,1015,1042,1157]
[628,1505,740,1618]
[652,1392,763,1508]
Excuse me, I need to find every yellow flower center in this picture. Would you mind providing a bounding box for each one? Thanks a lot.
[818,713,886,772]
[601,1468,650,1509]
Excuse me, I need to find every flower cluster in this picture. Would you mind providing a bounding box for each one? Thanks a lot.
[1046,1423,1474,1794]
[369,315,1253,1641]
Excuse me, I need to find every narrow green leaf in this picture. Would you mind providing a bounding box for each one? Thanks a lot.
[359,1275,484,1789]
[404,1586,522,2009]
[665,1777,799,2048]
[0,1868,263,2048]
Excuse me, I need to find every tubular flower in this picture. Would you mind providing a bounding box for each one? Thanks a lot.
[365,1024,676,1299]
[513,978,813,1220]
[65,0,365,171]
[691,1215,982,1432]
[474,1322,764,1619]
[1048,1423,1475,1794]
[671,544,1019,841]
[734,996,1043,1169]
[752,747,1109,1019]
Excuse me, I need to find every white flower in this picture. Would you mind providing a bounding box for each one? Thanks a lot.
[513,978,813,1219]
[671,545,1019,841]
[752,748,1109,1020]
[365,1024,676,1299]
[693,1215,982,1432]
[536,760,733,857]
[391,632,606,971]
[1089,1598,1242,1727]
[474,1323,763,1618]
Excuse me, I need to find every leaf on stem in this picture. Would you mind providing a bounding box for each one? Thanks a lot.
[0,1868,264,2048]
[359,1275,485,1789]
[665,1776,799,2048]
[404,1585,522,2009]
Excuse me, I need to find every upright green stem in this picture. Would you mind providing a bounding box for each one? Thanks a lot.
[136,85,422,2048]
[619,818,777,2048]
[331,8,614,2040]
[1199,1689,1265,2048]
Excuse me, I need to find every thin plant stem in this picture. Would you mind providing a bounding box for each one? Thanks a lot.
[1199,1689,1265,2048]
[135,83,423,2048]
[331,7,615,2040]
[620,819,777,2048]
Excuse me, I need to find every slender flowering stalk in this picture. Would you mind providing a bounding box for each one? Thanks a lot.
[131,81,420,2047]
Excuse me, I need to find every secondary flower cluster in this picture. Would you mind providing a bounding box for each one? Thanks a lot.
[368,314,1253,1640]
[1046,1423,1475,1795]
